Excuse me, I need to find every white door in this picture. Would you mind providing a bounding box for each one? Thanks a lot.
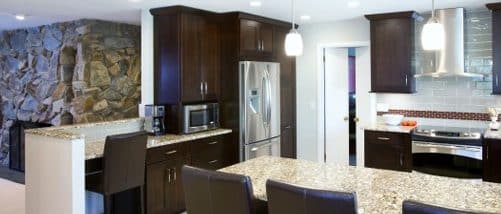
[355,46,374,166]
[324,48,349,165]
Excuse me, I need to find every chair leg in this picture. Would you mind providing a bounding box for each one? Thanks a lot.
[139,186,145,214]
[104,194,112,214]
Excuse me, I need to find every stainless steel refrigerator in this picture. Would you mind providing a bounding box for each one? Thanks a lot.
[239,61,281,161]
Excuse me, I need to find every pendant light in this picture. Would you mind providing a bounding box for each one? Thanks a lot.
[421,0,445,51]
[285,0,303,56]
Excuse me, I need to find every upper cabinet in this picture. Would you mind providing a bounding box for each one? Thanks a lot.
[487,3,501,95]
[365,11,421,94]
[151,6,220,104]
[240,19,274,58]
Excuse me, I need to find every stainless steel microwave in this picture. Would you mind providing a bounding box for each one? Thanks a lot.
[183,103,219,134]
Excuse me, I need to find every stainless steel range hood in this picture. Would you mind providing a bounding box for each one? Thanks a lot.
[415,8,483,79]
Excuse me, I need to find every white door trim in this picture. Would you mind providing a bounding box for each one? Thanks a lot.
[316,41,371,163]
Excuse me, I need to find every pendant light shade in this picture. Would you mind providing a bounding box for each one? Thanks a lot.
[285,29,303,56]
[285,0,303,56]
[421,0,445,51]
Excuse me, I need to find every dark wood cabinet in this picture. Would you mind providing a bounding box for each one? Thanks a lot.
[151,6,220,104]
[240,19,274,58]
[488,4,501,94]
[146,143,187,214]
[483,138,501,183]
[189,135,237,170]
[365,11,421,93]
[275,27,297,158]
[364,130,412,172]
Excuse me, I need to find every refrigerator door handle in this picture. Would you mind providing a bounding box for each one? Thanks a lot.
[265,67,272,125]
[261,76,267,126]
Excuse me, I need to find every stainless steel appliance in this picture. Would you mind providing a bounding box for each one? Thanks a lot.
[411,126,483,178]
[240,61,281,161]
[144,105,166,136]
[183,103,219,134]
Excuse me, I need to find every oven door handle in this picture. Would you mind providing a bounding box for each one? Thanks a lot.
[412,141,482,160]
[413,142,462,150]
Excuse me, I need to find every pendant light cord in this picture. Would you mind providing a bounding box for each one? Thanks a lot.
[431,0,437,22]
[291,0,296,30]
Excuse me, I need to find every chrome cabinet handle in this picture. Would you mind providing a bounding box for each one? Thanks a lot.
[486,145,489,160]
[200,82,204,96]
[208,160,219,164]
[257,40,261,51]
[377,137,390,141]
[207,141,218,145]
[251,147,259,152]
[405,75,408,86]
[165,150,177,155]
[261,40,264,51]
[173,169,176,181]
[496,75,499,87]
[204,82,208,95]
[400,153,403,166]
[166,168,171,184]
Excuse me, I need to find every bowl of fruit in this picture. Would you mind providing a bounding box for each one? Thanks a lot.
[400,120,417,127]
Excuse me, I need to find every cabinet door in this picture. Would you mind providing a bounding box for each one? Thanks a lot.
[240,19,260,54]
[259,23,274,53]
[364,131,411,172]
[280,126,296,158]
[146,159,177,214]
[275,29,296,127]
[190,136,236,170]
[369,18,415,93]
[201,19,220,101]
[483,139,501,183]
[493,10,501,94]
[181,13,204,103]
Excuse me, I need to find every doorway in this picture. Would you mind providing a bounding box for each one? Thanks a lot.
[317,42,375,167]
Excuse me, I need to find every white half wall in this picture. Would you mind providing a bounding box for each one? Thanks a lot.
[296,18,370,162]
[139,9,154,117]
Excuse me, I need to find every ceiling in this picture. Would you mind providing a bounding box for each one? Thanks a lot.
[0,0,498,31]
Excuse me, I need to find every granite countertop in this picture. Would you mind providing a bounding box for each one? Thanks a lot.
[484,129,501,140]
[364,124,416,134]
[25,118,144,140]
[85,128,232,160]
[220,156,501,214]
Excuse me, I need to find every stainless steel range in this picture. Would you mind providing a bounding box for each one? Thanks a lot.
[411,126,483,178]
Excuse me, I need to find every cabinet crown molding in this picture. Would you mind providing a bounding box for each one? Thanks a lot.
[487,3,501,11]
[365,11,422,21]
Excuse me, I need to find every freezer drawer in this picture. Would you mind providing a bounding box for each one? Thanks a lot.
[244,137,280,161]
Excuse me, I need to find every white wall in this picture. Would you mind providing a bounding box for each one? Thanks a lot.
[296,18,370,161]
[139,9,154,117]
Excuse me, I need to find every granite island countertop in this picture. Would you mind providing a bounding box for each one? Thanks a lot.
[364,124,415,134]
[85,128,232,160]
[220,156,501,214]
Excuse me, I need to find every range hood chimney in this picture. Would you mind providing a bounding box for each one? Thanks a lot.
[415,8,483,78]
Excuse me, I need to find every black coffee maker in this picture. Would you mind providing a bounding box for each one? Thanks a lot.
[144,105,166,136]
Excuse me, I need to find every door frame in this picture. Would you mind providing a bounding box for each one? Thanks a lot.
[316,41,374,165]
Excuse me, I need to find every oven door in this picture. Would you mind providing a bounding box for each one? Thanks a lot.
[183,104,219,133]
[412,141,483,179]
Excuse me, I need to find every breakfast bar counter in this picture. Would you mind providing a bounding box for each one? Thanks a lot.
[220,156,501,214]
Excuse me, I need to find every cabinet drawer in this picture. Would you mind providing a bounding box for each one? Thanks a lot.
[365,130,410,147]
[190,136,224,154]
[147,143,186,165]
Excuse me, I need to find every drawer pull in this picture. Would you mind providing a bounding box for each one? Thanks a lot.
[251,147,259,152]
[207,141,218,145]
[377,137,390,141]
[208,160,219,164]
[165,150,177,155]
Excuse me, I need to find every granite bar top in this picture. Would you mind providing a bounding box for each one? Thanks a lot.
[220,156,501,214]
[364,124,415,134]
[85,128,232,160]
[484,129,501,140]
[25,118,144,140]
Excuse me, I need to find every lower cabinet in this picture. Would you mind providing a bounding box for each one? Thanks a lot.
[483,138,501,183]
[145,134,236,214]
[280,125,296,158]
[364,130,412,172]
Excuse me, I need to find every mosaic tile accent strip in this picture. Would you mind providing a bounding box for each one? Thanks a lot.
[377,109,498,121]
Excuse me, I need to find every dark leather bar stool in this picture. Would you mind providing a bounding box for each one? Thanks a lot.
[403,200,489,214]
[266,179,358,214]
[181,165,268,214]
[86,131,148,214]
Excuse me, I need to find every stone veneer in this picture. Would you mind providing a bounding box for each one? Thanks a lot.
[0,20,141,166]
[377,9,500,116]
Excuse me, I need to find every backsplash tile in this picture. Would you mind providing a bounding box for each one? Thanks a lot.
[377,9,499,118]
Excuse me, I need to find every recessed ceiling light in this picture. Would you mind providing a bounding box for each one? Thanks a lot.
[250,1,262,7]
[15,14,25,20]
[347,1,360,8]
[300,15,311,21]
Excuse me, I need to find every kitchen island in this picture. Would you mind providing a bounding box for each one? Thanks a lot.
[220,156,501,214]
